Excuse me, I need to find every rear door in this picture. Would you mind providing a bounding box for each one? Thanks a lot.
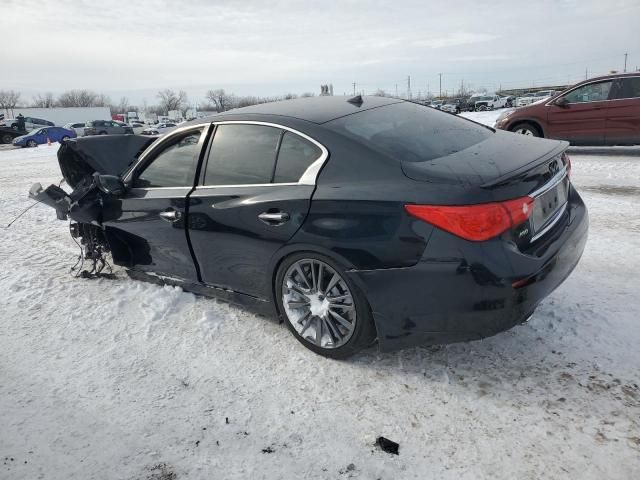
[546,79,612,145]
[104,126,207,281]
[605,76,640,145]
[187,122,326,299]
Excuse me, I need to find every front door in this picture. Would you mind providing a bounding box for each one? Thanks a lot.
[104,126,207,281]
[187,123,326,299]
[546,79,613,145]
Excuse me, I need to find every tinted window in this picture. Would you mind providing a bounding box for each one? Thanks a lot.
[135,128,204,188]
[611,77,640,99]
[564,81,612,103]
[204,124,281,185]
[274,132,322,183]
[326,102,492,163]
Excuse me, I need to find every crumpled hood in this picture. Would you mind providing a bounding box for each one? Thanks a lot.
[58,135,156,188]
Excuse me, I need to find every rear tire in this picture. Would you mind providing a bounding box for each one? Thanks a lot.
[99,131,108,135]
[275,252,376,359]
[510,122,541,137]
[1,133,12,144]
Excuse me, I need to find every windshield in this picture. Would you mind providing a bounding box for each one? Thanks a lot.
[326,101,492,163]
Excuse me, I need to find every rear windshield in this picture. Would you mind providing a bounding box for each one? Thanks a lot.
[325,102,492,162]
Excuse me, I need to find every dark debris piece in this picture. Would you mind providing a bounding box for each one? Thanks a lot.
[375,436,399,455]
[262,446,275,454]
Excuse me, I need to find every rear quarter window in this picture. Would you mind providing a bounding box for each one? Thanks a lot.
[325,102,492,163]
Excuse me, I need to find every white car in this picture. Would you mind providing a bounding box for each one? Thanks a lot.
[1,116,55,131]
[471,95,509,111]
[63,123,86,137]
[141,123,178,136]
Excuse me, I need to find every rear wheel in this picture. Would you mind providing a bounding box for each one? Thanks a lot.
[99,131,108,135]
[511,122,541,137]
[275,253,376,359]
[1,133,12,144]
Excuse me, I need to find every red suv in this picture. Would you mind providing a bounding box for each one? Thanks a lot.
[495,73,640,145]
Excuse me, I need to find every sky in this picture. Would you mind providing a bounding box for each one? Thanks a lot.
[1,0,639,106]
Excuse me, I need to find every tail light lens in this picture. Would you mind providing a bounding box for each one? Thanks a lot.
[405,196,534,242]
[562,152,572,178]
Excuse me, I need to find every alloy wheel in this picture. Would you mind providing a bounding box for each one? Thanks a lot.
[515,127,534,136]
[282,258,356,349]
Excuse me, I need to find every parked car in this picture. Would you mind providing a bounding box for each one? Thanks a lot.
[0,126,27,144]
[30,96,588,358]
[515,93,537,107]
[141,123,178,135]
[495,73,640,145]
[12,126,76,147]
[440,98,466,114]
[1,116,55,131]
[84,120,134,136]
[64,122,87,137]
[472,95,509,111]
[429,100,445,109]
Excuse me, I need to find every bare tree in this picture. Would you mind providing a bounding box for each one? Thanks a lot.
[57,89,99,107]
[117,96,129,113]
[0,90,21,116]
[205,89,233,113]
[373,89,389,97]
[283,93,298,100]
[300,92,315,97]
[32,92,56,108]
[94,93,112,108]
[157,89,188,113]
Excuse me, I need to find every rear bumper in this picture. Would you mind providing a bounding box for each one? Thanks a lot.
[348,186,589,352]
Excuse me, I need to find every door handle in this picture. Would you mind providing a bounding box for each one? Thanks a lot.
[258,211,290,226]
[159,210,182,222]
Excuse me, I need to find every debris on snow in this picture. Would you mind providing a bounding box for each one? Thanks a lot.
[375,436,399,455]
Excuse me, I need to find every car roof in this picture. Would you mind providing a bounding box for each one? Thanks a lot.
[187,95,403,125]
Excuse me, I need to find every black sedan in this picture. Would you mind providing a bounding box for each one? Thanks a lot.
[31,96,588,358]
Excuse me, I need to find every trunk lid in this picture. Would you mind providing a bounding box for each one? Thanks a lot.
[400,130,568,199]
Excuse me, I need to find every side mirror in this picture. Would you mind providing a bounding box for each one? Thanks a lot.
[554,97,569,108]
[95,174,126,196]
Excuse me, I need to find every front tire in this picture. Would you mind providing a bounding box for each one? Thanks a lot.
[26,140,37,147]
[510,122,541,137]
[275,252,376,359]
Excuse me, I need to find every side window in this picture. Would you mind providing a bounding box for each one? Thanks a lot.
[611,77,640,99]
[564,81,612,103]
[274,132,322,183]
[135,128,204,188]
[204,124,281,185]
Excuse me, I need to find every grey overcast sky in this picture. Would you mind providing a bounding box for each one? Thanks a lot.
[1,0,639,104]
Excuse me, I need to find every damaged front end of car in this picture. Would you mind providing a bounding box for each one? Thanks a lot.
[29,135,156,277]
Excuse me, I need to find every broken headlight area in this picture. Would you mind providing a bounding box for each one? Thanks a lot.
[29,135,155,278]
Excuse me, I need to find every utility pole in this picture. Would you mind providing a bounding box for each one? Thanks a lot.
[352,82,356,96]
[585,67,588,80]
[407,75,411,99]
[624,53,628,72]
[438,73,442,98]
[395,84,398,97]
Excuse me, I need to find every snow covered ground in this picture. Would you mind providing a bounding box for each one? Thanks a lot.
[1,144,639,480]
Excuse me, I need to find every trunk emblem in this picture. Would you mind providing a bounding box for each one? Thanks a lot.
[548,159,560,175]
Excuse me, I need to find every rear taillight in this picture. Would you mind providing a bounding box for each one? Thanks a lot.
[562,152,571,178]
[405,196,534,242]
